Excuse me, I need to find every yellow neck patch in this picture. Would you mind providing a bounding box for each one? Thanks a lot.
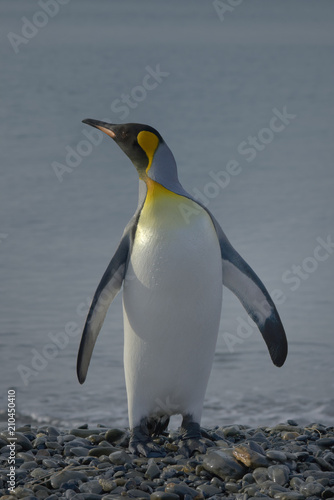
[137,131,159,173]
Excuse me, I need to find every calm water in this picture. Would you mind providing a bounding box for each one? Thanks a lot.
[1,0,334,430]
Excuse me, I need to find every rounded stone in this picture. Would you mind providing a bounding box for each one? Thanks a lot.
[69,446,90,457]
[50,470,88,489]
[290,476,305,490]
[31,467,49,479]
[1,431,33,451]
[70,428,103,438]
[233,444,269,468]
[220,425,241,437]
[317,438,334,448]
[266,450,287,462]
[16,451,35,462]
[109,450,132,465]
[150,492,180,500]
[253,467,270,484]
[98,478,117,492]
[196,483,221,497]
[105,428,125,443]
[12,487,35,498]
[267,465,290,485]
[203,449,247,481]
[79,480,103,494]
[42,459,59,468]
[322,487,334,499]
[282,432,299,440]
[145,459,161,480]
[278,492,306,500]
[165,481,203,498]
[127,489,151,499]
[300,481,325,497]
[224,481,240,493]
[89,446,115,458]
[19,460,38,470]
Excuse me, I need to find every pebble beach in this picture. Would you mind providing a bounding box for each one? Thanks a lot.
[1,421,334,500]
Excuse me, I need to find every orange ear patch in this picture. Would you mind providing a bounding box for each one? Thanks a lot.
[137,131,159,172]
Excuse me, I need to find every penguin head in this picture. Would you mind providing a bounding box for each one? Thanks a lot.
[82,119,179,188]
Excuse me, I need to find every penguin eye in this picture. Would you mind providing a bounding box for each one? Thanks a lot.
[121,130,127,140]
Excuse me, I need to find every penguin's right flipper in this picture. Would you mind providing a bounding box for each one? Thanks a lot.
[211,217,288,367]
[77,231,130,384]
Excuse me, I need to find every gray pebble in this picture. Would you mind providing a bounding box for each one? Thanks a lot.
[267,464,290,485]
[1,431,33,451]
[45,426,60,437]
[253,467,269,484]
[150,492,180,500]
[145,459,161,480]
[16,451,35,462]
[266,450,287,462]
[267,482,289,496]
[109,450,131,465]
[242,484,260,496]
[224,481,240,493]
[19,460,38,470]
[290,476,305,489]
[42,459,59,468]
[317,438,334,448]
[70,447,90,457]
[66,491,78,499]
[300,481,325,497]
[79,480,103,495]
[160,468,178,480]
[72,494,103,500]
[45,440,62,451]
[127,489,150,498]
[304,471,334,480]
[247,434,269,447]
[31,467,50,480]
[89,447,116,458]
[69,429,103,438]
[57,434,77,445]
[203,449,246,480]
[32,436,47,449]
[322,487,334,499]
[50,470,88,489]
[104,428,125,443]
[219,425,241,437]
[98,478,117,492]
[12,486,35,498]
[196,483,221,497]
[277,492,306,500]
[165,481,201,498]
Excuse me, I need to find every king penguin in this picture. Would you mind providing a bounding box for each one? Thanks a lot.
[77,120,288,457]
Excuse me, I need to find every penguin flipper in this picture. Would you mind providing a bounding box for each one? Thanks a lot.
[212,217,288,367]
[77,232,130,384]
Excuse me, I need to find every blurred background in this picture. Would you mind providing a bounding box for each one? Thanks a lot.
[1,0,333,429]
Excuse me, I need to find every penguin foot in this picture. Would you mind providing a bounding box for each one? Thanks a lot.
[129,438,165,457]
[129,419,166,457]
[147,415,170,437]
[178,414,206,457]
[178,437,207,457]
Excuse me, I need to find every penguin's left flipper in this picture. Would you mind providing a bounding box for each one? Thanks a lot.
[77,230,131,384]
[212,217,288,367]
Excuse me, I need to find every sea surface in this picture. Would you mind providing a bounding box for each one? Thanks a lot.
[1,0,334,431]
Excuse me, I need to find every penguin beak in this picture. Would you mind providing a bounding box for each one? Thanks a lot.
[82,119,116,139]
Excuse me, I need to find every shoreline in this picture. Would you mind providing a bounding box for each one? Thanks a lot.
[1,422,333,499]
